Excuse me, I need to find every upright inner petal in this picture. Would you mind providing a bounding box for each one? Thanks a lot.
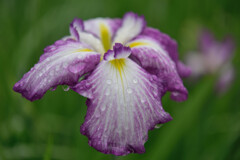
[100,23,111,52]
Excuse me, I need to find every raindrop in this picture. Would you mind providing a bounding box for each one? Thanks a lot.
[63,62,68,69]
[55,65,60,71]
[78,55,82,59]
[95,111,100,118]
[127,88,133,94]
[125,125,129,130]
[62,85,70,91]
[106,79,112,85]
[153,88,158,97]
[133,79,138,84]
[172,92,179,97]
[154,124,163,129]
[101,105,106,111]
[141,99,145,104]
[105,89,110,96]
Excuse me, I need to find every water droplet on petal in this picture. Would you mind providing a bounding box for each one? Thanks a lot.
[172,92,179,97]
[95,111,100,118]
[55,65,60,71]
[105,88,110,96]
[62,85,69,91]
[63,62,68,69]
[153,88,158,97]
[155,124,163,129]
[141,99,145,104]
[125,125,129,131]
[101,105,106,111]
[106,79,112,85]
[127,88,133,94]
[133,79,138,84]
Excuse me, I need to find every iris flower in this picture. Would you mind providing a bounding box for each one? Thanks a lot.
[186,30,235,93]
[13,12,190,155]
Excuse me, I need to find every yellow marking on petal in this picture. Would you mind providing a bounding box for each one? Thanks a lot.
[128,42,149,48]
[110,59,126,90]
[75,48,93,52]
[100,23,111,52]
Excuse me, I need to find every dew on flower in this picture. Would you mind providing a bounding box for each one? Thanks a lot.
[62,85,70,91]
[141,99,146,104]
[127,88,133,94]
[106,79,112,85]
[12,12,190,156]
[105,88,110,96]
[101,105,106,111]
[133,79,138,84]
[154,124,163,129]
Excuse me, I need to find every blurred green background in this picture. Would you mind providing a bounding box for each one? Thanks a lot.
[0,0,239,159]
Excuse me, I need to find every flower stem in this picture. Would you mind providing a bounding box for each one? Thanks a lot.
[150,76,216,159]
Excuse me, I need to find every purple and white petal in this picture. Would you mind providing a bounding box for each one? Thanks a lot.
[84,18,122,52]
[70,18,84,41]
[113,12,146,45]
[220,36,235,60]
[185,52,208,76]
[72,44,172,155]
[199,29,215,53]
[78,31,105,54]
[13,40,101,101]
[139,27,191,78]
[216,64,235,93]
[176,61,192,78]
[84,18,121,39]
[113,43,131,59]
[103,49,115,61]
[127,36,188,101]
[69,19,105,54]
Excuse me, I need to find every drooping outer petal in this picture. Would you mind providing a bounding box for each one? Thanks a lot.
[139,27,191,78]
[72,44,172,155]
[13,40,101,101]
[127,35,188,101]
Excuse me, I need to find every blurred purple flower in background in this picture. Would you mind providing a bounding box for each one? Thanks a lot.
[13,12,190,155]
[186,29,235,93]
